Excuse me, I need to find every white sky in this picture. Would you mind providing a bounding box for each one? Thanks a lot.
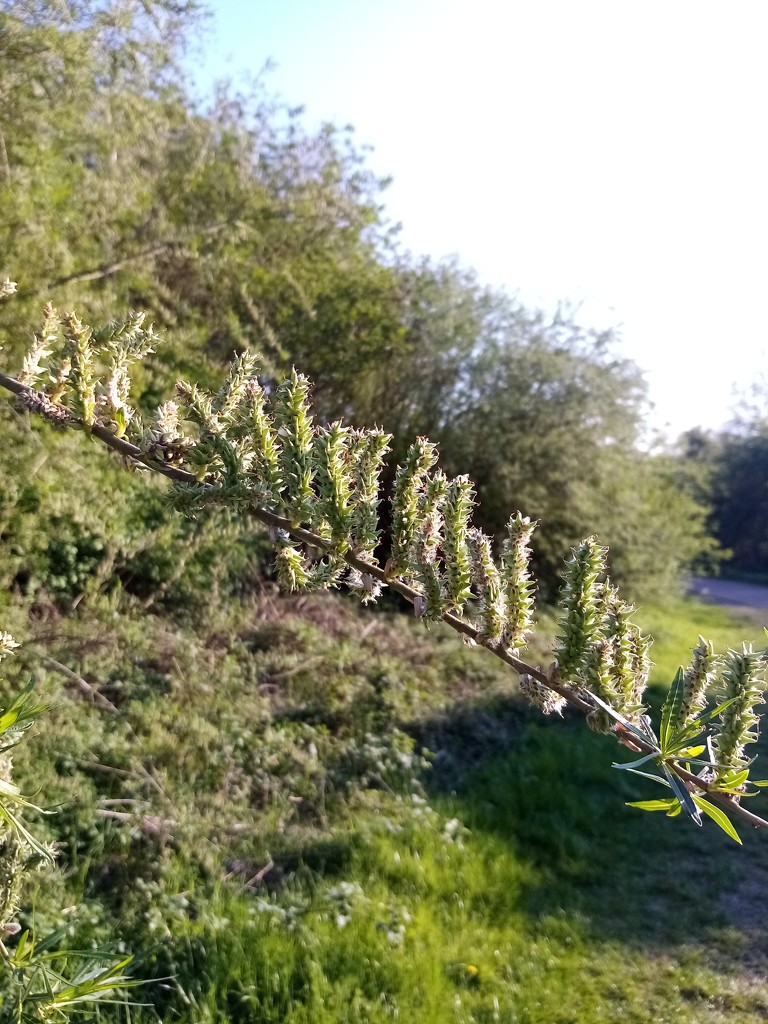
[190,0,768,439]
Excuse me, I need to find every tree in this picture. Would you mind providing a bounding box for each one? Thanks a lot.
[343,265,713,601]
[1,3,715,605]
[677,410,768,579]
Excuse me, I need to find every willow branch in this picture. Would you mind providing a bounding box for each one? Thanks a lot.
[1,370,766,831]
[0,373,587,710]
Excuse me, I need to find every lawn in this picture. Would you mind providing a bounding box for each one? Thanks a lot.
[7,593,768,1022]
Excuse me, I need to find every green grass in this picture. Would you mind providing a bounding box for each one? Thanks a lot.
[6,592,768,1023]
[635,595,767,686]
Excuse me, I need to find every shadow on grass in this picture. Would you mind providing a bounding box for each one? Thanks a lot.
[414,689,768,969]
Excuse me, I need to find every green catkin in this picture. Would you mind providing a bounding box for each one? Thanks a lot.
[413,471,448,621]
[389,438,438,575]
[274,541,312,592]
[19,302,59,388]
[244,378,283,506]
[519,674,566,716]
[0,632,54,935]
[276,369,315,526]
[629,627,653,705]
[348,428,391,559]
[62,310,96,426]
[103,359,132,436]
[175,380,245,489]
[604,588,645,720]
[97,312,157,437]
[18,387,72,427]
[584,638,621,733]
[314,421,354,549]
[305,555,347,590]
[48,348,72,404]
[139,400,193,466]
[443,476,475,615]
[554,537,607,682]
[468,528,507,646]
[712,645,767,778]
[501,513,537,654]
[679,636,716,730]
[175,379,217,431]
[92,310,157,363]
[214,350,259,419]
[0,832,23,932]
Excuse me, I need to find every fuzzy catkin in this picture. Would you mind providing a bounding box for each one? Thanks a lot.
[501,513,536,654]
[554,538,607,682]
[712,646,766,777]
[443,476,475,615]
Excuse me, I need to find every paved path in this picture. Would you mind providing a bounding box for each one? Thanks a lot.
[689,577,768,610]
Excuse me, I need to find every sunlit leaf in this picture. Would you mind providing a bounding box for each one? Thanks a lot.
[692,796,742,844]
[626,798,679,813]
[663,764,702,825]
[677,745,705,758]
[612,752,658,771]
[660,667,685,751]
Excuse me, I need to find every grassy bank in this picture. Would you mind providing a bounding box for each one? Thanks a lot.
[4,592,768,1022]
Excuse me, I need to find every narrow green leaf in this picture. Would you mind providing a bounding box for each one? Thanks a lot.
[612,752,659,771]
[0,777,22,798]
[622,767,671,786]
[714,768,750,790]
[692,796,742,844]
[626,798,679,812]
[660,697,740,759]
[0,804,53,861]
[663,764,702,824]
[0,709,19,734]
[678,745,706,758]
[693,695,739,727]
[14,929,31,965]
[660,667,685,751]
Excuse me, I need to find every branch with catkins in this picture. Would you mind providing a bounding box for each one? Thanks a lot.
[1,287,767,841]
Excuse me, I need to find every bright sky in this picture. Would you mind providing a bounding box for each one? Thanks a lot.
[190,0,768,439]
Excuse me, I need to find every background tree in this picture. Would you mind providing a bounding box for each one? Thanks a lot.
[677,411,768,579]
[1,0,716,611]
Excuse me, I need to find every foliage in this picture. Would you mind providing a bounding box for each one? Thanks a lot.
[679,422,768,578]
[0,631,137,1021]
[0,2,715,605]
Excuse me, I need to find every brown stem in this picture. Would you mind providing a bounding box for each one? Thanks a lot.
[29,651,120,714]
[0,125,9,185]
[1,371,766,832]
[29,223,230,295]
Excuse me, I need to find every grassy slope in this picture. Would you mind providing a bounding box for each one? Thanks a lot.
[4,592,768,1023]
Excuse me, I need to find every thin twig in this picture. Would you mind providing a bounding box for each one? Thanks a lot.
[97,808,176,838]
[245,859,274,888]
[0,125,10,185]
[30,223,230,295]
[30,650,120,714]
